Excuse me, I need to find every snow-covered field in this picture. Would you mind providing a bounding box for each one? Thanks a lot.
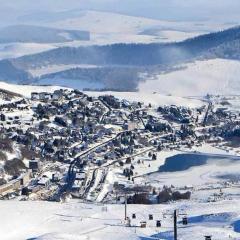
[47,10,222,46]
[23,58,240,99]
[0,81,67,98]
[1,194,240,239]
[0,81,204,107]
[86,91,203,108]
[47,10,240,46]
[0,43,57,60]
[134,144,240,187]
[38,78,105,91]
[0,11,236,60]
[139,59,240,96]
[0,11,208,61]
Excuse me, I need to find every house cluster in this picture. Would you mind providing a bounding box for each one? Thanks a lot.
[0,89,149,200]
[31,89,68,101]
[158,105,194,124]
[0,89,239,201]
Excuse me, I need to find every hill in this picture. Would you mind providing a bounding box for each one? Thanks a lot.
[139,58,240,96]
[21,10,205,45]
[9,26,240,66]
[0,25,90,44]
[0,26,240,93]
[0,42,56,60]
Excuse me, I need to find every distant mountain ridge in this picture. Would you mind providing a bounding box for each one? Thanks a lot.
[0,25,240,89]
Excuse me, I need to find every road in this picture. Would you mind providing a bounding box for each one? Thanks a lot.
[65,128,177,199]
[67,130,130,191]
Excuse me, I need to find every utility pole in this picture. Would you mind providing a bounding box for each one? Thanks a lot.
[125,194,127,220]
[174,210,177,240]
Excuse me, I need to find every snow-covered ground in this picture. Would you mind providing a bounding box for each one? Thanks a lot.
[0,11,208,61]
[0,43,57,60]
[86,91,203,108]
[0,81,204,109]
[47,10,227,46]
[0,12,236,60]
[0,81,240,239]
[139,59,240,96]
[0,81,204,107]
[104,142,240,193]
[1,197,240,240]
[25,58,240,99]
[37,78,105,91]
[48,11,192,45]
[0,81,67,98]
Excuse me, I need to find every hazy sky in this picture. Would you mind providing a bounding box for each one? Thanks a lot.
[0,0,240,25]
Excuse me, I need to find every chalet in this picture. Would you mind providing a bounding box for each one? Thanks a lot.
[0,114,6,121]
[31,92,39,100]
[52,90,64,100]
[95,159,106,166]
[39,92,51,101]
[29,159,42,172]
[123,121,138,131]
[37,176,51,187]
[75,171,86,181]
[51,172,61,182]
[121,99,131,108]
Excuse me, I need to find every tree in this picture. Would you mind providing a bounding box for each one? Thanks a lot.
[119,161,124,166]
[152,153,157,160]
[126,157,131,164]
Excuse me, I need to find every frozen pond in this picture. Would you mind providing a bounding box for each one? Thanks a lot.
[159,153,240,173]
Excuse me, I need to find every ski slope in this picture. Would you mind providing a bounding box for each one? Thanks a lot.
[139,59,240,96]
[0,198,240,240]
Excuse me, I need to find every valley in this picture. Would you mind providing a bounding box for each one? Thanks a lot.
[0,82,239,239]
[0,2,240,240]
